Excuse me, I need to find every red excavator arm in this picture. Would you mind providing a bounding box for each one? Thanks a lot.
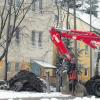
[50,27,100,61]
[50,27,100,96]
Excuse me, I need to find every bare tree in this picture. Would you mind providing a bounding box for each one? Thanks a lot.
[0,0,34,80]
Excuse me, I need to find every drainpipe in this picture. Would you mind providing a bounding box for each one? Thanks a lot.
[90,0,92,78]
[73,0,77,65]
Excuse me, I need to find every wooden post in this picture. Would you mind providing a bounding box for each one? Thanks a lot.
[90,0,93,77]
[46,71,50,93]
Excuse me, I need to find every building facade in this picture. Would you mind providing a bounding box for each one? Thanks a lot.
[57,8,100,81]
[0,0,57,81]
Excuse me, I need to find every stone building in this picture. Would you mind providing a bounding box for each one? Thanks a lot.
[0,0,57,84]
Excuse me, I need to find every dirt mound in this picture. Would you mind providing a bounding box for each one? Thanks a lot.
[8,70,47,92]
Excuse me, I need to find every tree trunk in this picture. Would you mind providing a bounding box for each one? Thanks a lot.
[4,0,12,81]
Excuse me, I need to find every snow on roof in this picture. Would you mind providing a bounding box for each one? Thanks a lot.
[33,60,56,68]
[76,11,100,30]
[69,9,100,30]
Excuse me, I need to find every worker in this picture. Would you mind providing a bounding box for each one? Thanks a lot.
[68,63,78,95]
[56,67,63,92]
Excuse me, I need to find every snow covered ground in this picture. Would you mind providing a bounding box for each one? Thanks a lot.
[0,90,99,100]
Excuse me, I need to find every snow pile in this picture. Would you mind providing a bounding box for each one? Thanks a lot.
[41,98,59,100]
[41,96,100,100]
[73,96,99,100]
[0,90,100,99]
[0,90,69,99]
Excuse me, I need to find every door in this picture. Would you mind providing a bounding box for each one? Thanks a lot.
[31,62,41,76]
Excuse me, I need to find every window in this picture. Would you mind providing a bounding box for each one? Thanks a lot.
[85,45,88,54]
[7,62,11,72]
[15,27,20,44]
[32,0,36,11]
[15,62,20,72]
[38,32,43,47]
[32,0,43,13]
[8,0,14,6]
[84,68,88,76]
[32,31,36,46]
[39,0,42,13]
[15,0,21,7]
[32,30,43,48]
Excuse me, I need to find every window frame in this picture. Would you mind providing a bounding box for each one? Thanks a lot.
[31,0,43,13]
[7,62,11,72]
[31,30,43,48]
[15,62,20,72]
[15,27,20,44]
[32,30,36,46]
[15,0,21,7]
[38,31,43,47]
